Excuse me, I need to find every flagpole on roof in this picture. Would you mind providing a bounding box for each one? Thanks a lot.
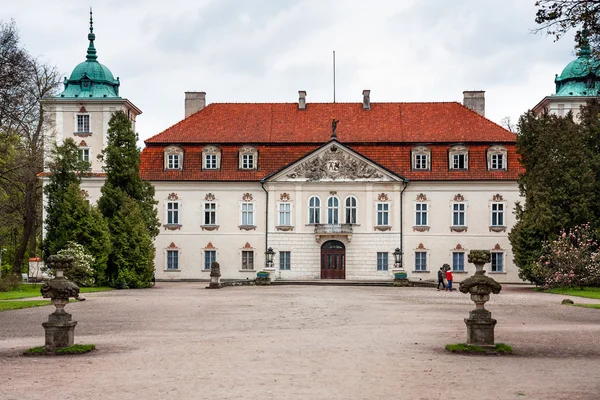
[333,50,336,103]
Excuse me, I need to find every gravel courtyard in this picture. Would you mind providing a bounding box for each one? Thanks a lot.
[1,283,599,400]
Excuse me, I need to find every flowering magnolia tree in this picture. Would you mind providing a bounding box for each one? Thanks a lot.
[44,242,95,287]
[534,224,600,289]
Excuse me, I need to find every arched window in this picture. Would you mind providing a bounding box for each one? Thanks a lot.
[327,196,339,224]
[345,196,357,224]
[308,196,321,224]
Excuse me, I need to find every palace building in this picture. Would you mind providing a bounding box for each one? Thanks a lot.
[44,13,524,283]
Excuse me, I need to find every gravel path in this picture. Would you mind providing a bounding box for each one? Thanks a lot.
[0,283,599,400]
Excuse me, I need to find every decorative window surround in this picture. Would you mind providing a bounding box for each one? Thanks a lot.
[414,201,429,231]
[487,145,508,171]
[164,146,184,170]
[490,251,505,273]
[450,197,467,232]
[75,113,91,136]
[345,196,358,224]
[202,201,218,231]
[165,245,180,271]
[449,145,469,170]
[277,202,293,230]
[241,247,255,271]
[202,145,221,170]
[414,247,428,272]
[490,198,506,232]
[411,146,431,171]
[375,202,390,230]
[239,146,258,170]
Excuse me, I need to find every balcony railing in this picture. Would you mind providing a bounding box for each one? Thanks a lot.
[314,223,353,234]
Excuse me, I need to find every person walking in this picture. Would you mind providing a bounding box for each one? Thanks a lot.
[445,266,454,292]
[437,267,445,291]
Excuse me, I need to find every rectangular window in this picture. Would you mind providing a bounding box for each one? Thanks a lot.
[204,250,216,270]
[279,251,291,270]
[203,202,216,225]
[415,203,428,226]
[491,252,504,272]
[452,252,465,272]
[377,252,388,271]
[242,154,254,169]
[452,153,466,169]
[415,153,428,170]
[452,203,466,226]
[241,251,254,270]
[167,154,180,169]
[491,154,504,170]
[279,203,291,226]
[377,203,389,226]
[77,114,90,133]
[78,148,90,163]
[415,252,427,271]
[241,202,254,226]
[167,202,179,225]
[205,154,217,169]
[491,203,505,226]
[167,250,179,270]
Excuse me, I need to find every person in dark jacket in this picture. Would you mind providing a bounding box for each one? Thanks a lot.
[437,267,446,291]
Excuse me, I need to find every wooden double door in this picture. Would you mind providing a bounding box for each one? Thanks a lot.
[321,240,346,279]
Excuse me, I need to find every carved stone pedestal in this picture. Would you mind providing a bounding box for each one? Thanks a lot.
[40,255,80,350]
[42,302,77,350]
[207,261,222,289]
[464,308,497,347]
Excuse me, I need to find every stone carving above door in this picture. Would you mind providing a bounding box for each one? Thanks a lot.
[286,146,385,181]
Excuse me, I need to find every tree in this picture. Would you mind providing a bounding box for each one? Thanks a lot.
[0,20,60,276]
[98,111,158,288]
[43,140,111,284]
[534,1,600,55]
[509,108,600,283]
[47,241,95,287]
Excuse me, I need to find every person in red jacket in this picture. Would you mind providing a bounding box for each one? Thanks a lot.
[445,268,454,292]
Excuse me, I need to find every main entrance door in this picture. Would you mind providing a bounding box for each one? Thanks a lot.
[321,240,346,279]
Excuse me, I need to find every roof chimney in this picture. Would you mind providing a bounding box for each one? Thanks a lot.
[362,90,371,110]
[185,91,206,118]
[463,90,485,117]
[298,90,307,110]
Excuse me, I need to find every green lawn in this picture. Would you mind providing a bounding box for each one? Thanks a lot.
[573,304,600,309]
[0,284,113,300]
[543,287,600,300]
[0,300,51,311]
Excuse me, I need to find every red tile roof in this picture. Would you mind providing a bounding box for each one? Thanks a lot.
[140,101,521,182]
[145,102,516,144]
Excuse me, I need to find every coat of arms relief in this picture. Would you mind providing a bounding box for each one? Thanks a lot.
[286,146,384,181]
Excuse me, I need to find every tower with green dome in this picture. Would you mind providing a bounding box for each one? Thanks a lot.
[533,41,600,120]
[42,9,141,205]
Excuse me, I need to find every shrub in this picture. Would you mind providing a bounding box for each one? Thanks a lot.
[0,273,21,292]
[44,242,95,287]
[534,224,600,289]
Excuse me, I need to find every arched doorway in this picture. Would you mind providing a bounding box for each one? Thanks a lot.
[321,240,346,279]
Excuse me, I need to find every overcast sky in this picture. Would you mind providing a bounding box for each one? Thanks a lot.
[4,0,576,143]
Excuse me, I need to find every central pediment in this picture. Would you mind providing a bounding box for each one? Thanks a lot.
[265,141,404,183]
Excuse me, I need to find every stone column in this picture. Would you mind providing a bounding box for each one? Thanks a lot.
[207,261,222,289]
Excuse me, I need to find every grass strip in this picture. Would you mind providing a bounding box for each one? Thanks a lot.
[445,343,512,354]
[24,344,95,355]
[0,284,113,300]
[541,287,600,300]
[0,300,50,311]
[572,303,600,309]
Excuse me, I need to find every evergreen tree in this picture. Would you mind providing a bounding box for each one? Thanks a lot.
[509,108,599,283]
[43,140,111,284]
[98,111,158,288]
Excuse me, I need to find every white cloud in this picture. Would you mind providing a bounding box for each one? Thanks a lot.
[4,0,578,142]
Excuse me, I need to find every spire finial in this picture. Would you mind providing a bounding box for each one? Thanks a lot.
[86,8,97,61]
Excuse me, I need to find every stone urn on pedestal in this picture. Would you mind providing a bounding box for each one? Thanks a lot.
[207,261,222,289]
[40,254,80,350]
[458,250,502,347]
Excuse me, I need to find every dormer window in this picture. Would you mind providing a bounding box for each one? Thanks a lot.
[77,114,90,133]
[164,146,184,170]
[449,145,469,170]
[239,146,258,170]
[412,146,431,171]
[202,145,221,170]
[487,145,507,170]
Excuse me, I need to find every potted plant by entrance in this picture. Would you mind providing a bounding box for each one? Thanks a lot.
[256,270,271,285]
[394,272,408,280]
